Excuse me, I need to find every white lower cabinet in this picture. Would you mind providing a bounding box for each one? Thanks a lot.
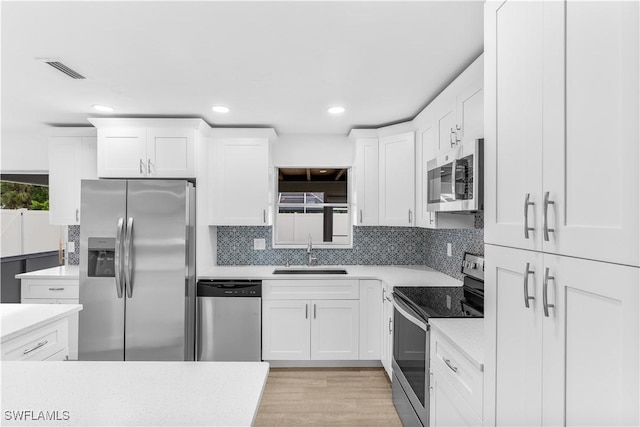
[262,300,311,360]
[430,369,482,427]
[484,244,640,426]
[261,280,360,361]
[2,317,69,361]
[20,278,80,360]
[380,282,393,379]
[359,280,382,360]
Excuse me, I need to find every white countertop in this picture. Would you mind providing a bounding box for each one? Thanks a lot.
[1,304,83,342]
[199,265,462,288]
[1,361,269,426]
[429,318,484,370]
[15,265,79,280]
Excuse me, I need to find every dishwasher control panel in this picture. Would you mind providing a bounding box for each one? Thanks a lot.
[197,279,262,297]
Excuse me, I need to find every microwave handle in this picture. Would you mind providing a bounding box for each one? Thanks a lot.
[451,159,457,200]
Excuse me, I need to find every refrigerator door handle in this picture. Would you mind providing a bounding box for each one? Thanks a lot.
[114,218,125,298]
[124,217,134,298]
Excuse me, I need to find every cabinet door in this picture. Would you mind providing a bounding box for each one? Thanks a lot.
[355,138,379,225]
[484,244,543,427]
[433,97,457,155]
[146,128,195,178]
[378,132,415,227]
[210,138,270,225]
[358,280,381,360]
[430,367,483,427]
[49,137,81,225]
[542,1,639,266]
[381,283,393,379]
[262,300,310,360]
[97,128,147,178]
[484,0,544,251]
[310,299,359,360]
[415,118,436,228]
[542,254,639,426]
[456,85,483,144]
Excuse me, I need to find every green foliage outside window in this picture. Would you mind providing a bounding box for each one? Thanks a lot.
[0,182,49,210]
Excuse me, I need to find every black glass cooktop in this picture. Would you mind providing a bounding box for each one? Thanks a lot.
[394,286,482,320]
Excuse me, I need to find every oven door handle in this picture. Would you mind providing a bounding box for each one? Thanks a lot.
[393,296,427,332]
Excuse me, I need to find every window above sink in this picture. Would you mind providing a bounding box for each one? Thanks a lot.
[273,168,352,249]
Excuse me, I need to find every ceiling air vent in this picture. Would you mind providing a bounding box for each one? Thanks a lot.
[45,61,85,79]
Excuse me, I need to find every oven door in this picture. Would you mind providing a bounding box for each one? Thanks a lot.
[392,294,429,426]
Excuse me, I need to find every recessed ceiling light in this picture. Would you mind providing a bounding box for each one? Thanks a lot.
[212,105,230,113]
[327,106,345,115]
[92,104,114,112]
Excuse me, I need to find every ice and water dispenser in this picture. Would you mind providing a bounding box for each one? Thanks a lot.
[87,237,116,277]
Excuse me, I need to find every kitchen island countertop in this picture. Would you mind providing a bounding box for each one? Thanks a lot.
[1,303,82,343]
[1,361,269,426]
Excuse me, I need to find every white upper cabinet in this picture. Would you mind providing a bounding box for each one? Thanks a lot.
[378,131,415,227]
[431,55,484,157]
[208,131,275,226]
[89,118,206,179]
[49,129,97,225]
[353,134,379,226]
[485,0,639,266]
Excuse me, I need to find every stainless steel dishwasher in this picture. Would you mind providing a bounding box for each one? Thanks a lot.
[196,279,262,361]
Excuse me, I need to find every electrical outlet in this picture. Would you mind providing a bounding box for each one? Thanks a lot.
[447,243,452,257]
[67,242,75,253]
[446,295,451,309]
[253,238,266,250]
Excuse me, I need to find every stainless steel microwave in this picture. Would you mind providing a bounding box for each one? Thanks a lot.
[426,139,483,212]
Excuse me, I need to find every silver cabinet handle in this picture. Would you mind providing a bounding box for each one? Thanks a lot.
[313,304,317,319]
[124,217,134,298]
[443,357,458,373]
[455,124,461,143]
[305,304,309,319]
[75,208,80,222]
[524,193,535,238]
[382,288,386,303]
[147,158,151,175]
[23,340,48,355]
[408,209,413,224]
[139,159,144,175]
[388,318,392,334]
[263,209,266,224]
[523,262,535,308]
[543,191,555,242]
[543,267,555,317]
[48,287,65,291]
[114,218,125,299]
[359,209,363,224]
[450,128,456,147]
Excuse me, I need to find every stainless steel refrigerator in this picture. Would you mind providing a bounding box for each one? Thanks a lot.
[78,180,195,361]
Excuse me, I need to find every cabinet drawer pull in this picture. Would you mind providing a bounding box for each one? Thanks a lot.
[305,304,308,319]
[23,340,48,355]
[139,158,144,175]
[359,209,363,224]
[313,304,317,319]
[147,159,152,175]
[443,357,458,373]
[263,209,266,224]
[388,318,392,334]
[408,209,413,224]
[48,287,65,291]
[75,208,80,222]
[524,193,535,239]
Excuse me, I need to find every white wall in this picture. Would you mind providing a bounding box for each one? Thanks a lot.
[1,129,49,172]
[271,134,355,167]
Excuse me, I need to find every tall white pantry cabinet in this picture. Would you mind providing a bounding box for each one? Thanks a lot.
[483,1,639,426]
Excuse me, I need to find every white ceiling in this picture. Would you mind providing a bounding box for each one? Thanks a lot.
[1,1,483,148]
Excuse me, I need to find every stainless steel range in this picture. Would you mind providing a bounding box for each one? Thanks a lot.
[391,253,484,426]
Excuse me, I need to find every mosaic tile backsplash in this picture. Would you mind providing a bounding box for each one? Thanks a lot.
[67,225,80,265]
[424,227,484,280]
[217,226,428,266]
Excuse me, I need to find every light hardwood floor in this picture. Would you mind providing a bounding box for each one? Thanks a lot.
[254,368,403,426]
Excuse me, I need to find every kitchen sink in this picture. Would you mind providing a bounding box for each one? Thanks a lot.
[272,268,348,275]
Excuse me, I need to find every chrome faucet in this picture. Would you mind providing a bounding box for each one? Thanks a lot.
[307,234,318,266]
